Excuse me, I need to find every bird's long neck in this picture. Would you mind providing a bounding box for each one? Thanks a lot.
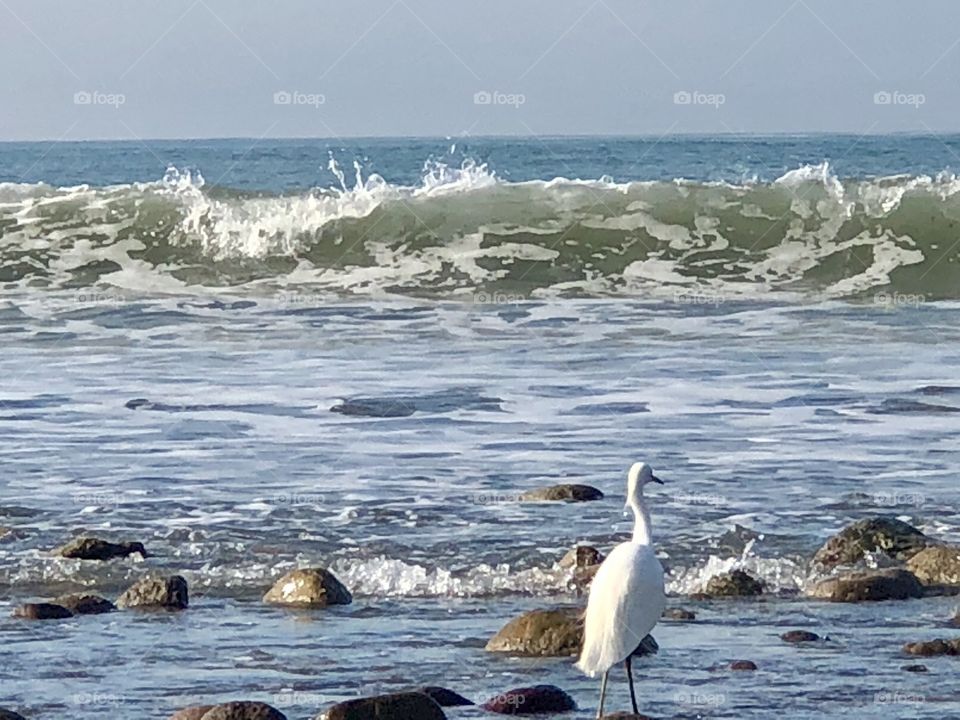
[629,492,653,545]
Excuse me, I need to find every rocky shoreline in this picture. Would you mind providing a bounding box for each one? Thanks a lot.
[4,497,960,719]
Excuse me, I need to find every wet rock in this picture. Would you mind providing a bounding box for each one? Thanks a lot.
[520,484,603,502]
[11,602,73,620]
[600,714,656,720]
[905,545,960,586]
[485,608,582,656]
[559,545,604,569]
[322,691,446,720]
[701,569,764,597]
[781,630,821,643]
[55,536,147,560]
[951,613,960,628]
[730,660,758,671]
[902,664,928,672]
[0,710,27,720]
[481,685,575,715]
[116,575,188,610]
[662,608,696,621]
[54,593,115,615]
[813,517,928,569]
[199,702,286,720]
[262,568,352,607]
[903,638,960,656]
[417,687,473,707]
[170,708,214,720]
[808,568,924,602]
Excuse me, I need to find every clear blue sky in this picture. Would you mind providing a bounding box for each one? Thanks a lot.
[2,0,958,140]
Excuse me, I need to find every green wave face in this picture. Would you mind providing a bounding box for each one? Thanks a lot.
[1,168,959,300]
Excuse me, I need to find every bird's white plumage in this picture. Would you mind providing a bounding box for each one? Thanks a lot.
[576,462,666,678]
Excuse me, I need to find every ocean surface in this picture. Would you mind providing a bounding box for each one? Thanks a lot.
[1,135,959,719]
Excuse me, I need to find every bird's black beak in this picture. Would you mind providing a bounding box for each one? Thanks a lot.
[651,475,664,484]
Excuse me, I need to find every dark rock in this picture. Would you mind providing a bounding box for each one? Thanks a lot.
[170,708,215,720]
[906,545,960,586]
[662,608,696,621]
[559,545,603,569]
[417,687,473,707]
[0,710,28,720]
[903,638,960,656]
[481,685,575,715]
[813,518,928,569]
[600,714,656,720]
[809,569,924,602]
[54,593,115,615]
[781,630,821,643]
[902,664,928,672]
[730,660,758,671]
[199,702,286,720]
[262,568,352,607]
[322,692,446,720]
[55,536,147,560]
[116,575,188,610]
[701,570,764,597]
[485,608,582,656]
[520,484,604,502]
[11,602,73,620]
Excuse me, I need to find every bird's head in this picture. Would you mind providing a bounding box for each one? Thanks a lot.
[626,461,663,508]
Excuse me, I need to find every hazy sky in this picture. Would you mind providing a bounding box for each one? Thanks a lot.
[2,0,959,140]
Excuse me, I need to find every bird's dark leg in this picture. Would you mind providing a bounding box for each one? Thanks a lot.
[625,655,639,714]
[596,669,609,720]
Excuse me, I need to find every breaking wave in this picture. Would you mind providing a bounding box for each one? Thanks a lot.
[3,159,960,299]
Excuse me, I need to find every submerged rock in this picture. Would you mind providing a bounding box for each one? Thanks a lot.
[481,685,575,715]
[417,687,473,707]
[903,638,960,656]
[700,569,764,597]
[905,545,960,586]
[11,602,73,620]
[901,664,928,672]
[600,714,656,720]
[54,593,115,615]
[199,702,286,720]
[813,517,928,568]
[520,484,603,502]
[662,608,696,621]
[559,545,604,569]
[321,692,446,720]
[808,569,924,602]
[485,608,582,656]
[0,710,28,720]
[730,660,758,671]
[116,575,188,610]
[781,630,821,643]
[262,568,352,607]
[55,536,148,560]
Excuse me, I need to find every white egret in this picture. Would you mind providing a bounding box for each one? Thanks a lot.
[576,462,666,719]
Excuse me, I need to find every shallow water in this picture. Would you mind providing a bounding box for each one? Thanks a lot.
[2,295,960,719]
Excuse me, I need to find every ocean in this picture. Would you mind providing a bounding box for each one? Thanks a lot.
[1,135,959,719]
